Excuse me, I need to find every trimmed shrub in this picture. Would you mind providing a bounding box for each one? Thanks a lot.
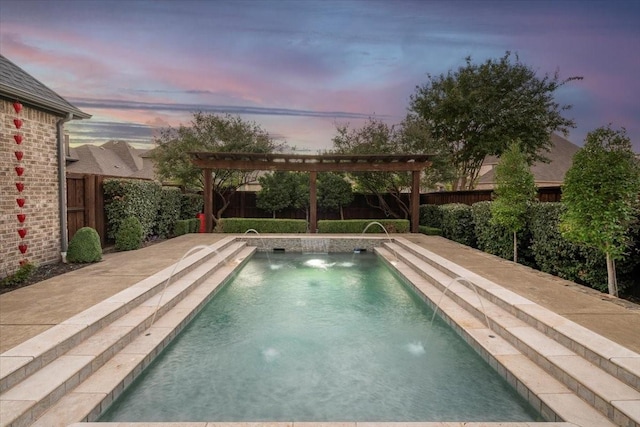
[104,179,161,240]
[472,201,536,266]
[155,187,182,238]
[189,218,200,233]
[115,216,144,251]
[317,219,409,234]
[220,218,307,233]
[419,204,443,229]
[529,203,608,290]
[180,193,203,220]
[67,227,102,263]
[419,226,441,235]
[173,220,191,236]
[440,203,476,247]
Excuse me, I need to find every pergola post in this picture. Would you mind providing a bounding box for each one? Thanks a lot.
[204,168,213,232]
[411,170,421,233]
[309,171,317,233]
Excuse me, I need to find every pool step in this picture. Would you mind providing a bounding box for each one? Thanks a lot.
[389,237,640,394]
[29,245,255,427]
[0,236,237,395]
[379,241,640,427]
[0,241,252,427]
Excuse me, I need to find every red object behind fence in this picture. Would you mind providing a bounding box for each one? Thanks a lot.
[197,213,206,233]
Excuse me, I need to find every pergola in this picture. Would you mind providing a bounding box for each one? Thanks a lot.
[189,152,432,233]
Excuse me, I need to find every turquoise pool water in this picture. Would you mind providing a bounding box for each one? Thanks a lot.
[100,252,540,422]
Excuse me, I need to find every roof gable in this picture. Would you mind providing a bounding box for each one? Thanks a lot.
[477,133,580,187]
[0,54,90,119]
[67,141,156,179]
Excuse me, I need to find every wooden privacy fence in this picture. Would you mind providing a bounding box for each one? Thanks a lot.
[421,186,562,205]
[65,172,563,245]
[66,173,107,246]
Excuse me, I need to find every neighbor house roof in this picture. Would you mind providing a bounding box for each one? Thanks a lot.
[67,141,156,179]
[476,133,580,189]
[0,54,91,119]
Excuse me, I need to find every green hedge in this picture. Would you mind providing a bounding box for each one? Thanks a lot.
[180,193,203,220]
[104,179,161,240]
[317,219,409,233]
[220,218,307,233]
[419,204,443,229]
[526,202,640,293]
[173,218,200,236]
[419,226,441,235]
[104,180,203,241]
[472,201,536,266]
[439,203,476,247]
[429,201,638,295]
[174,220,190,236]
[155,187,182,238]
[115,216,144,251]
[472,201,511,258]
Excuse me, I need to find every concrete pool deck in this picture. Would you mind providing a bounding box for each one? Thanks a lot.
[1,233,639,427]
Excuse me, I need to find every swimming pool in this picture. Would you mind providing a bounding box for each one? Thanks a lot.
[99,252,540,422]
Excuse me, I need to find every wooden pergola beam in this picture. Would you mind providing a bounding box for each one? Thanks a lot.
[190,152,432,233]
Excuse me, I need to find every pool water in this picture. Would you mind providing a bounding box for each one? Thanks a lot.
[100,252,541,422]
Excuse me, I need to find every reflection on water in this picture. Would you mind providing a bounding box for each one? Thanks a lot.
[100,252,541,423]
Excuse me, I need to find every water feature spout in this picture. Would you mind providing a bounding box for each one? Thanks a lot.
[362,221,398,264]
[147,244,219,333]
[244,229,272,266]
[428,277,493,336]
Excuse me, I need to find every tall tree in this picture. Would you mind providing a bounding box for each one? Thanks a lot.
[152,113,281,224]
[491,141,538,263]
[332,116,450,218]
[256,172,292,218]
[400,114,456,188]
[409,52,581,190]
[332,118,410,218]
[256,172,310,220]
[560,126,640,296]
[318,172,354,220]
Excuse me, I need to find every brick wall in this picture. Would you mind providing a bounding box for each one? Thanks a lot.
[1,98,63,278]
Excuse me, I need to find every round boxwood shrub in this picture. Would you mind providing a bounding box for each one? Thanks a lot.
[67,227,102,263]
[115,216,143,251]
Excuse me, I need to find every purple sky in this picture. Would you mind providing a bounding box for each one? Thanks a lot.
[1,0,639,152]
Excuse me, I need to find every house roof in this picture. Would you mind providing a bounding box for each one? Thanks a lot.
[0,54,91,119]
[477,133,580,187]
[67,141,155,179]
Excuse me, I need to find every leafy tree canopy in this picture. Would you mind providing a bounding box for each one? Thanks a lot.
[491,141,538,262]
[256,172,293,217]
[410,51,581,190]
[332,118,410,218]
[256,172,309,218]
[318,172,354,219]
[560,125,640,295]
[152,112,282,221]
[331,116,452,218]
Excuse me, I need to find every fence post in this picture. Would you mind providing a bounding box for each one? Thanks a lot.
[96,175,106,246]
[84,174,96,229]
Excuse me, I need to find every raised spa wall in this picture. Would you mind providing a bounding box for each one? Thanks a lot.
[237,235,388,253]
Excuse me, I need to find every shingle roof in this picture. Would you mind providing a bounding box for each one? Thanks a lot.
[0,54,91,119]
[67,141,156,179]
[477,133,580,187]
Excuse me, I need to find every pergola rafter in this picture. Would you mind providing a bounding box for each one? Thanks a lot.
[189,152,432,233]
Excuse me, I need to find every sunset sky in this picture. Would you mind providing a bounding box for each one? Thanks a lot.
[1,0,639,152]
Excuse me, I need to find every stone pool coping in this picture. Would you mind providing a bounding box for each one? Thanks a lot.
[2,234,639,427]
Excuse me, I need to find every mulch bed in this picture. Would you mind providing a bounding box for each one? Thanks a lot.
[0,262,89,295]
